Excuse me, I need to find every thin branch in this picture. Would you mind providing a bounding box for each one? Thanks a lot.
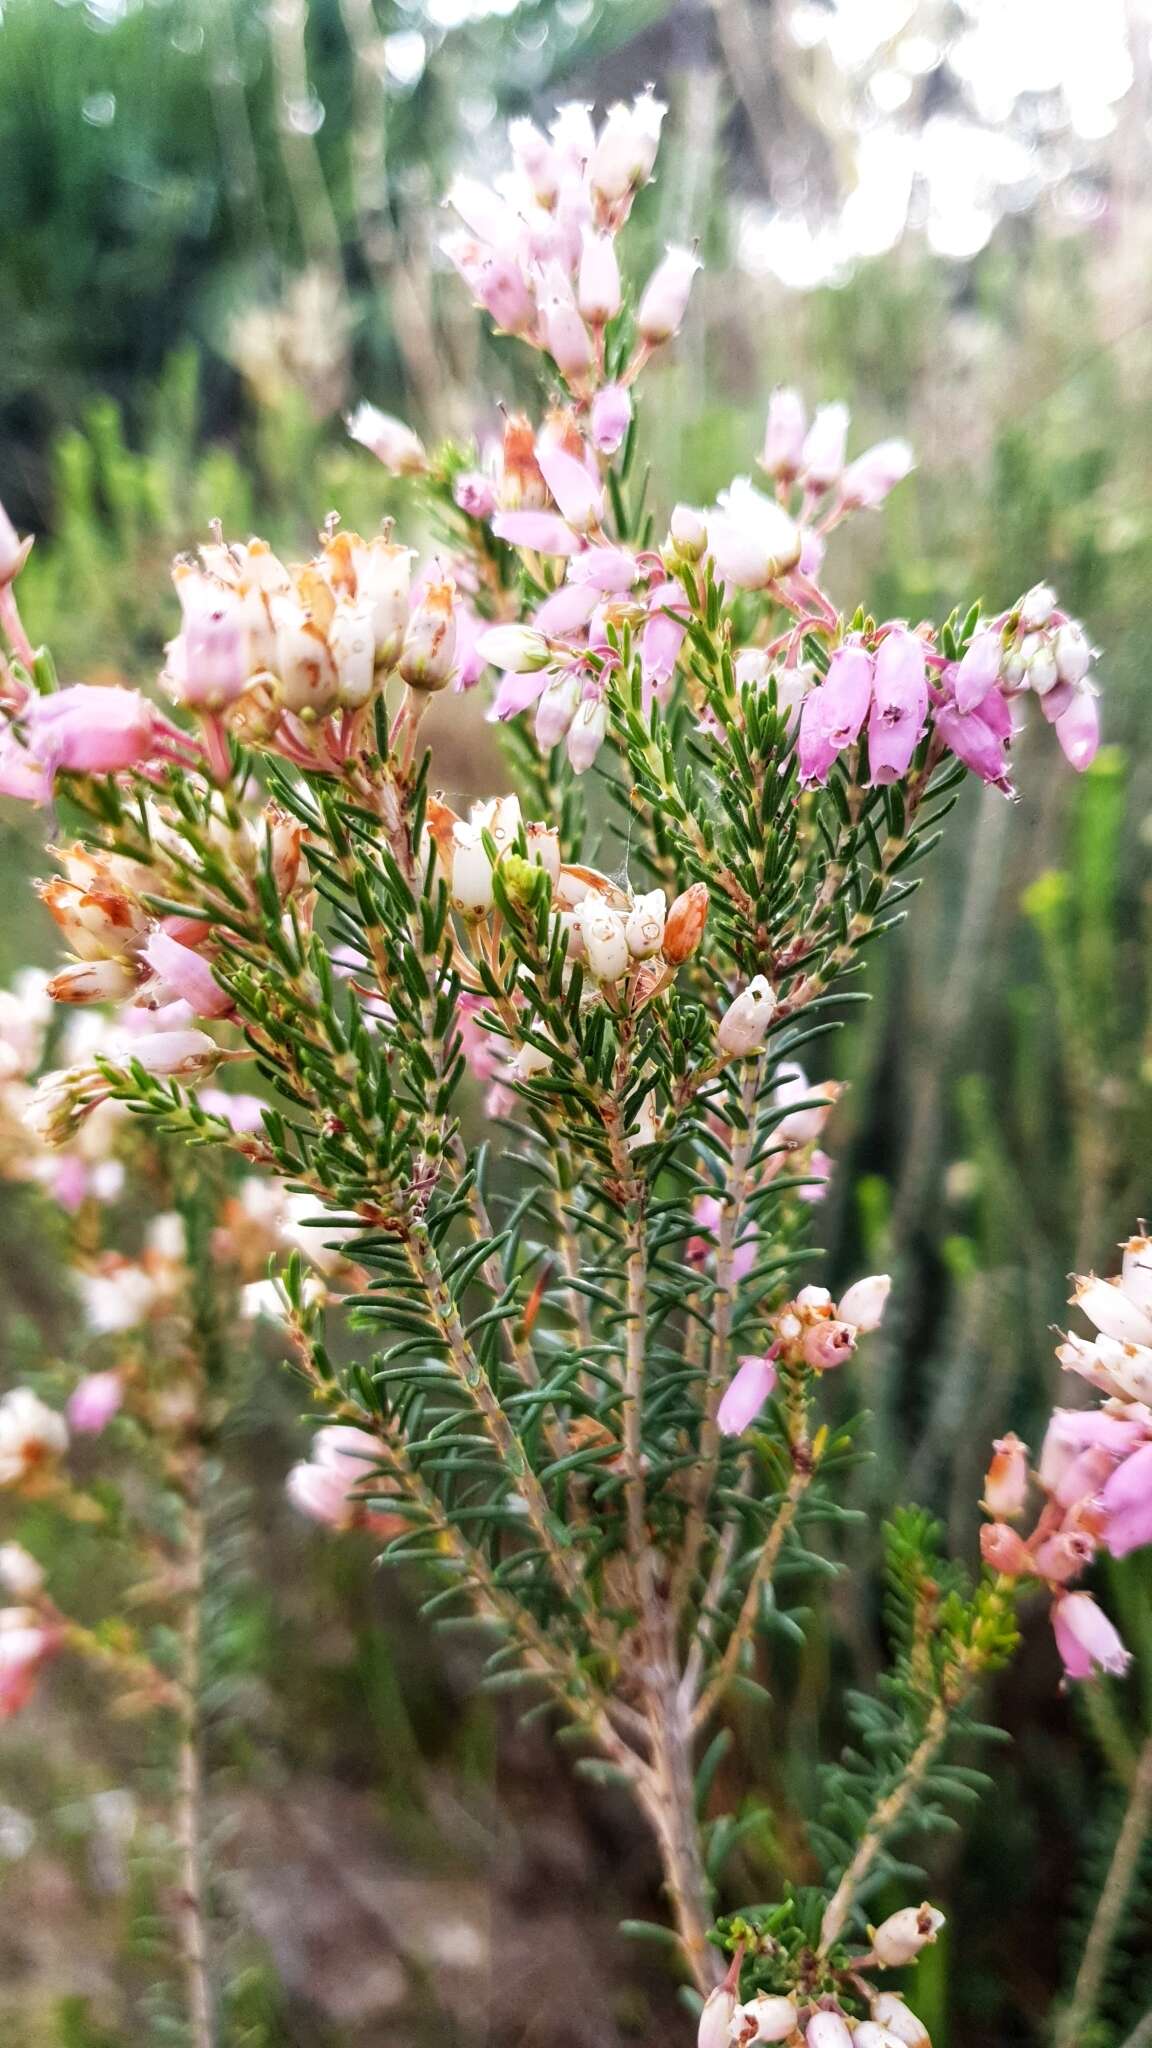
[175,1438,215,2048]
[818,1699,950,1952]
[691,1454,813,1728]
[1056,1731,1152,2048]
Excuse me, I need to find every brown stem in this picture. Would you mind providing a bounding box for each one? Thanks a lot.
[1056,1732,1152,2048]
[642,1676,721,1994]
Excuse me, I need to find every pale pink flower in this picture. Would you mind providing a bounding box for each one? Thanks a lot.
[801,403,849,492]
[838,1273,890,1332]
[871,1903,945,1966]
[1052,1590,1131,1679]
[536,442,605,533]
[717,976,776,1056]
[491,510,580,556]
[954,629,1003,714]
[143,930,232,1019]
[760,387,807,479]
[717,1353,778,1435]
[346,403,427,475]
[1054,685,1100,772]
[839,438,914,509]
[802,1320,857,1371]
[0,1608,56,1717]
[1101,1441,1152,1558]
[983,1433,1030,1520]
[980,1522,1034,1575]
[867,629,928,786]
[453,471,497,521]
[67,1371,124,1436]
[24,687,158,778]
[636,244,701,345]
[706,480,801,591]
[797,645,874,785]
[590,383,632,455]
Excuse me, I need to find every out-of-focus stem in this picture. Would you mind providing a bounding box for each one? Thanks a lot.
[175,1440,215,2048]
[641,1674,721,1994]
[1056,1732,1152,2048]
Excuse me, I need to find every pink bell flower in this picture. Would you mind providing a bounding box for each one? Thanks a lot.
[24,687,158,778]
[637,244,702,345]
[491,510,580,556]
[954,628,1003,713]
[797,645,874,785]
[590,383,632,455]
[760,387,807,480]
[1054,685,1100,772]
[839,437,914,509]
[568,547,639,595]
[717,1353,778,1435]
[143,929,233,1019]
[1051,1590,1131,1680]
[867,629,928,786]
[1101,1440,1152,1558]
[933,698,1013,793]
[536,442,605,534]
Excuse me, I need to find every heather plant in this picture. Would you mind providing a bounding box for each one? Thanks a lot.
[0,95,1140,2048]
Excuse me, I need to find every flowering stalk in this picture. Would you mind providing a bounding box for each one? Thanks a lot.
[0,91,1128,2038]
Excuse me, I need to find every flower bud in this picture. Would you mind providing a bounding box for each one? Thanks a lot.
[838,1273,890,1332]
[979,1522,1033,1576]
[0,497,33,588]
[535,671,581,750]
[46,960,141,1005]
[718,1354,778,1436]
[578,230,622,325]
[589,90,665,208]
[870,1904,945,1968]
[982,1432,1030,1519]
[870,1995,931,2047]
[801,403,850,491]
[740,1994,799,2042]
[566,696,608,773]
[805,2017,852,2048]
[536,442,605,534]
[625,889,666,961]
[760,387,807,479]
[668,503,708,561]
[637,244,701,345]
[579,902,630,982]
[543,297,596,384]
[67,1371,124,1436]
[477,625,554,674]
[399,577,458,692]
[347,403,427,476]
[590,383,632,456]
[717,976,776,1056]
[1018,582,1057,630]
[662,883,708,963]
[0,1545,44,1600]
[1054,620,1091,686]
[840,438,914,509]
[696,1986,735,2048]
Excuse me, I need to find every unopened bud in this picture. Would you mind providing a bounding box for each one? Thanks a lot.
[450,826,494,917]
[870,1995,931,2048]
[478,625,553,674]
[696,1986,735,2048]
[717,976,776,1056]
[870,1904,944,1968]
[837,1273,890,1332]
[399,577,457,692]
[1018,583,1057,630]
[979,1522,1034,1576]
[347,403,427,476]
[663,883,708,963]
[0,1544,44,1599]
[0,497,33,588]
[982,1432,1030,1519]
[668,504,708,561]
[805,2017,852,2048]
[637,244,701,345]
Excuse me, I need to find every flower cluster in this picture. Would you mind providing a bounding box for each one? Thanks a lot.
[717,1274,890,1435]
[700,1902,942,2047]
[980,1225,1152,1679]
